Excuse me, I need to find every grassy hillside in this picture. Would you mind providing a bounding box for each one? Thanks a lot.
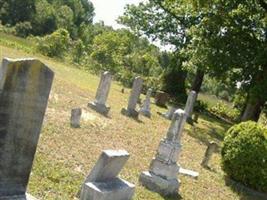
[0,34,260,200]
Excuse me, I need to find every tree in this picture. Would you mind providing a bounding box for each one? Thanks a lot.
[31,0,57,35]
[119,0,202,97]
[184,0,267,121]
[0,0,36,25]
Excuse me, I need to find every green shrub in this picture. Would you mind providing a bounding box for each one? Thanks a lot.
[221,121,267,193]
[210,101,240,122]
[37,28,70,58]
[15,21,32,37]
[194,100,208,113]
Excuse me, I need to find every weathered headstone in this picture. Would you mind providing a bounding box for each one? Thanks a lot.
[70,108,82,128]
[0,58,54,200]
[140,88,152,118]
[140,109,187,196]
[80,150,135,200]
[162,106,177,120]
[154,91,169,107]
[121,76,143,118]
[88,71,112,115]
[184,91,197,118]
[201,141,217,168]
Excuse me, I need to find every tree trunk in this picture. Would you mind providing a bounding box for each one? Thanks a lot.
[191,69,205,93]
[241,96,265,122]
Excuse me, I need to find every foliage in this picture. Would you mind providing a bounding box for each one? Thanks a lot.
[183,0,267,121]
[0,0,35,26]
[36,28,70,58]
[71,39,85,64]
[161,64,187,104]
[194,100,208,113]
[210,101,240,122]
[14,21,32,38]
[222,121,267,192]
[0,0,94,37]
[202,76,237,102]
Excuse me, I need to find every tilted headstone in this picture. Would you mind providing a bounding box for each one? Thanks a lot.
[0,58,54,200]
[88,71,112,115]
[140,109,187,196]
[140,88,152,118]
[201,141,217,168]
[70,108,82,128]
[162,106,177,120]
[80,150,135,200]
[121,76,143,118]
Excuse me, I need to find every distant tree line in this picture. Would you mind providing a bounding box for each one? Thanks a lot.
[0,0,94,37]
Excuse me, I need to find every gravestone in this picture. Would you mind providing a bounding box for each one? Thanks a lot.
[80,150,135,200]
[140,88,152,118]
[88,71,112,115]
[184,91,197,118]
[70,108,82,128]
[121,77,143,118]
[140,109,187,196]
[0,58,54,200]
[201,141,217,168]
[162,106,177,120]
[154,91,169,107]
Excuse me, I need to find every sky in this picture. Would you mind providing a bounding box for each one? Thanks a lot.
[90,0,144,29]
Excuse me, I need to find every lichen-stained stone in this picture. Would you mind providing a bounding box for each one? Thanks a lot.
[0,58,54,200]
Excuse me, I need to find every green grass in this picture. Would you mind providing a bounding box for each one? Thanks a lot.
[0,33,262,200]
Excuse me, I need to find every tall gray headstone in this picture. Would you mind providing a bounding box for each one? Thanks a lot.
[70,108,82,128]
[88,71,112,115]
[0,58,54,200]
[80,150,135,200]
[121,76,143,118]
[140,109,187,196]
[184,91,197,118]
[140,88,152,118]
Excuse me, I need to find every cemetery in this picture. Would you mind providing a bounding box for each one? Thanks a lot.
[0,0,267,200]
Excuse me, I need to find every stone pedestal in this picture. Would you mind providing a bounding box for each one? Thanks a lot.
[80,150,135,200]
[140,110,186,196]
[140,88,152,118]
[88,102,110,116]
[89,71,112,115]
[121,77,143,118]
[140,171,179,196]
[81,178,135,200]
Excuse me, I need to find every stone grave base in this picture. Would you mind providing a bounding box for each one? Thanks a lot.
[140,110,151,118]
[121,108,139,118]
[0,193,38,200]
[81,178,135,200]
[139,171,179,197]
[88,102,110,115]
